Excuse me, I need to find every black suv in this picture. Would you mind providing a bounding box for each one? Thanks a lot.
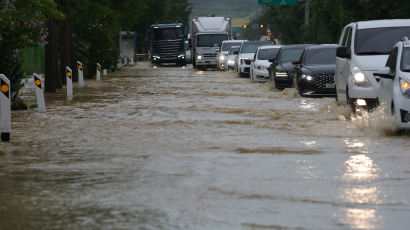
[268,44,313,90]
[293,44,337,97]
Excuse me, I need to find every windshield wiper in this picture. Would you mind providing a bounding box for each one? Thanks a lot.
[357,51,387,55]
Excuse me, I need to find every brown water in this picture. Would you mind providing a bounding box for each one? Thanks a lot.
[1,62,410,230]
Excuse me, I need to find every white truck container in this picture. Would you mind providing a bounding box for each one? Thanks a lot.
[190,16,232,69]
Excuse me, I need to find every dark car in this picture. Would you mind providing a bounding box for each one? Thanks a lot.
[293,44,337,97]
[268,44,313,90]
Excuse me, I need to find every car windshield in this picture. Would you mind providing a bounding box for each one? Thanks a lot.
[303,47,337,65]
[278,48,305,63]
[197,34,228,47]
[355,27,410,55]
[401,47,410,72]
[229,47,240,55]
[222,42,243,51]
[152,28,182,40]
[257,48,279,60]
[240,43,270,54]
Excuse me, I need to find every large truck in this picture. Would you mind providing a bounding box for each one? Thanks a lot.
[190,16,232,69]
[148,23,187,65]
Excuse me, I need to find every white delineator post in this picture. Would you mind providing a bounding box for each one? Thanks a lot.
[33,73,46,112]
[96,63,101,80]
[103,69,107,76]
[66,66,73,99]
[77,61,84,86]
[0,74,11,142]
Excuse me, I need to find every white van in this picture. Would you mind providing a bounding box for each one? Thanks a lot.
[335,19,410,111]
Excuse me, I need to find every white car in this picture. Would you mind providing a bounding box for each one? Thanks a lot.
[335,19,410,111]
[375,38,410,129]
[250,45,282,82]
[217,40,247,70]
[226,46,240,71]
[236,41,274,77]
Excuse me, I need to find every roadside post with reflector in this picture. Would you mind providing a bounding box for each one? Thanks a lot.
[103,69,107,76]
[96,63,101,80]
[33,73,46,112]
[66,66,73,99]
[0,74,11,141]
[77,61,84,86]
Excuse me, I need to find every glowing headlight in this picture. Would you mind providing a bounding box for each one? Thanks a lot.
[400,78,410,98]
[178,54,185,58]
[197,55,202,60]
[219,55,226,61]
[153,56,160,59]
[301,74,311,80]
[306,76,313,81]
[275,72,288,77]
[354,72,365,82]
[227,60,235,65]
[352,66,371,87]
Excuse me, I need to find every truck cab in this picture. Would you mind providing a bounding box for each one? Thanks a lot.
[148,23,186,65]
[191,17,232,69]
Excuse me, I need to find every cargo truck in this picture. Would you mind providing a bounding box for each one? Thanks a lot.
[148,23,187,65]
[190,16,232,69]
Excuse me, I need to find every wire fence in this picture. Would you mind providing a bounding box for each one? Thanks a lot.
[22,46,45,75]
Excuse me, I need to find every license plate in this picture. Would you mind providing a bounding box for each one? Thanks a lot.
[326,83,335,88]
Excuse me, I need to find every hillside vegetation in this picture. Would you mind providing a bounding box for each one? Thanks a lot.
[189,0,260,17]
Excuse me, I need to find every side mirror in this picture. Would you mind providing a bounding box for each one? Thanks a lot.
[336,46,351,59]
[292,61,300,65]
[234,51,239,55]
[269,58,276,63]
[374,67,394,79]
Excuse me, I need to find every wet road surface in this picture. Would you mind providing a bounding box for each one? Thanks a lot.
[1,62,410,229]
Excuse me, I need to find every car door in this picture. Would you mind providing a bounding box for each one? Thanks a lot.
[379,47,398,113]
[336,26,353,102]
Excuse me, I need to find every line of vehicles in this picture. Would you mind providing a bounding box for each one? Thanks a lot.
[147,17,410,131]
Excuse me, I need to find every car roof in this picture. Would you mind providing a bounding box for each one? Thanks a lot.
[222,40,247,43]
[243,41,274,45]
[280,44,314,49]
[306,44,338,50]
[258,45,282,50]
[354,19,410,29]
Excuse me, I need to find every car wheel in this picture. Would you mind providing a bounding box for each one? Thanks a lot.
[346,88,356,112]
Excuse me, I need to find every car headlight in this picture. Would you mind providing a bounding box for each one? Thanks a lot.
[400,78,410,98]
[178,54,185,58]
[227,60,234,65]
[256,65,264,70]
[219,55,226,61]
[275,71,288,77]
[301,74,311,80]
[153,56,160,59]
[197,55,202,60]
[352,66,371,87]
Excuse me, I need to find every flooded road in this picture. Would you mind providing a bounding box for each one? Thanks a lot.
[1,62,410,230]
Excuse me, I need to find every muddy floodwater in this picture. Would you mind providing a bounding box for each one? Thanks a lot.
[1,62,410,230]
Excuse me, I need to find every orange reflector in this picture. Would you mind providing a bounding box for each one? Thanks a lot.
[35,79,41,86]
[1,84,9,93]
[67,71,72,77]
[402,81,409,89]
[97,66,101,70]
[78,65,82,70]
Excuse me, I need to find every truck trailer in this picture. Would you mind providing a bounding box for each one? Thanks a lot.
[148,23,187,65]
[190,16,232,69]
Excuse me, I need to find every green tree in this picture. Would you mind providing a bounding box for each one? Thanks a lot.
[0,0,63,107]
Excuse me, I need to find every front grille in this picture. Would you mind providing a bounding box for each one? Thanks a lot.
[154,39,183,57]
[203,53,217,58]
[244,60,252,65]
[312,74,335,88]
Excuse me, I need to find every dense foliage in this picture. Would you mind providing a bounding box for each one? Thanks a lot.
[0,0,63,106]
[0,0,192,104]
[242,0,410,44]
